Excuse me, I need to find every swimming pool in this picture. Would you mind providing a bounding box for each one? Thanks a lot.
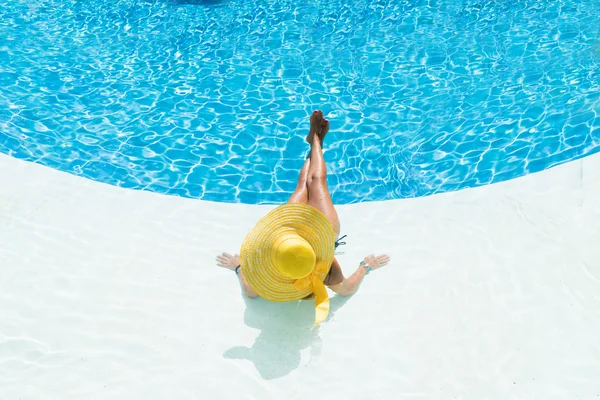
[0,0,599,204]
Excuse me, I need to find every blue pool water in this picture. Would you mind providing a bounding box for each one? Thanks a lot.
[0,0,599,204]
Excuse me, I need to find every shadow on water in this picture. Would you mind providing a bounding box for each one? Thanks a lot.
[223,295,351,380]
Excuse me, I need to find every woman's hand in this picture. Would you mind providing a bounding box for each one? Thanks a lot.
[363,254,390,270]
[216,252,241,271]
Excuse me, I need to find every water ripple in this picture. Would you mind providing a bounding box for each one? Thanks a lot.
[0,0,599,204]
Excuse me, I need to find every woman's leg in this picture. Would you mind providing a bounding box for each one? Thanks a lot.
[287,110,323,204]
[287,155,310,204]
[306,116,341,237]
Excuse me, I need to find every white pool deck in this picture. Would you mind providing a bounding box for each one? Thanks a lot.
[1,152,599,399]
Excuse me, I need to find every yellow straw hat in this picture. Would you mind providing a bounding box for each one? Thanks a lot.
[240,203,336,326]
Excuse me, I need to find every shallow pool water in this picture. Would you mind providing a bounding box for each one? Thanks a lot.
[0,0,599,204]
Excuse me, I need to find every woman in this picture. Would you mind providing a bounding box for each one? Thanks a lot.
[216,110,390,325]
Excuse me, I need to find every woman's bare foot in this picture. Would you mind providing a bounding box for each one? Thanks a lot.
[318,118,329,142]
[306,110,324,144]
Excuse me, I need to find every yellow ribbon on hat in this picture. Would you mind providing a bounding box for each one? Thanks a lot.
[292,260,331,326]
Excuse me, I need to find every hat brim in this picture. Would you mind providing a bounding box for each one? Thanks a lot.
[240,203,336,302]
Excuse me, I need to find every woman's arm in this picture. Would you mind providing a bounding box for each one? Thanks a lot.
[328,254,390,296]
[238,269,258,298]
[216,252,258,298]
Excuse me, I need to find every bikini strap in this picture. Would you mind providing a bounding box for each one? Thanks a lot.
[334,234,347,249]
